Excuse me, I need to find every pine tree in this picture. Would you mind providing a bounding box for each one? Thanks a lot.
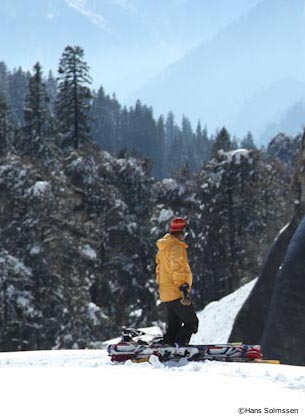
[165,112,176,148]
[194,121,212,168]
[241,131,256,149]
[0,62,9,99]
[56,46,92,149]
[155,115,165,178]
[0,95,11,155]
[90,86,110,150]
[8,67,30,126]
[212,127,232,158]
[120,106,131,151]
[90,88,121,153]
[24,62,51,140]
[181,115,195,169]
[46,70,57,116]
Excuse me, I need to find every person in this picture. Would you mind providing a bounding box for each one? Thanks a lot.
[155,217,199,345]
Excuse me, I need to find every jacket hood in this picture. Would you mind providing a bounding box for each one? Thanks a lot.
[156,233,188,250]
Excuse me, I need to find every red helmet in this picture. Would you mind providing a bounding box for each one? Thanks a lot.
[169,217,187,233]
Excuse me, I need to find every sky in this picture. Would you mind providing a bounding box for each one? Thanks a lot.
[0,0,263,97]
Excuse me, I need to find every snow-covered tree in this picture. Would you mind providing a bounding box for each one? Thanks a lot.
[0,250,40,351]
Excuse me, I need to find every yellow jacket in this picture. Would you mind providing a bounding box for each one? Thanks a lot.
[156,233,193,302]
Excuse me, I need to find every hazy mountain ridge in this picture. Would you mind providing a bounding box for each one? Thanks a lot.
[128,0,305,143]
[261,101,305,142]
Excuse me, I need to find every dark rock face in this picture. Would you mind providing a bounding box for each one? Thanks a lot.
[229,219,298,343]
[261,215,305,365]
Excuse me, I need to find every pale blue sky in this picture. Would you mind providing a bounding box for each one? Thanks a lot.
[0,0,262,97]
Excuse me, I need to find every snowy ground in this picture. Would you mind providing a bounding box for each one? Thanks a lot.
[1,280,305,420]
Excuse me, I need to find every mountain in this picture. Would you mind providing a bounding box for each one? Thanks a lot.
[128,0,305,141]
[0,0,261,98]
[260,101,305,143]
[233,79,305,144]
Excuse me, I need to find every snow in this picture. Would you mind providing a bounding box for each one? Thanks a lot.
[0,350,304,419]
[1,280,304,420]
[192,279,257,344]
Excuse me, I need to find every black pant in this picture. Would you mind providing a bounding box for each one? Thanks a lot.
[163,299,199,345]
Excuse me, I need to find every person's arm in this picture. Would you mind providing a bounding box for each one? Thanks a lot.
[168,245,187,288]
[179,283,192,306]
[155,253,160,285]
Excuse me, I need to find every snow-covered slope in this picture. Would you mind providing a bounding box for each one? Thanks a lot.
[0,349,304,419]
[0,280,304,419]
[192,279,256,344]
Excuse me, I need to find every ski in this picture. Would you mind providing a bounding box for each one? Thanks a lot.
[130,356,281,365]
[108,328,280,364]
[108,341,263,363]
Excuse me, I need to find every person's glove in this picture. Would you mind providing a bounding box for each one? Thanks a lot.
[179,283,191,306]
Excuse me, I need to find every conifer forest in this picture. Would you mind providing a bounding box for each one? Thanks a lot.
[0,46,303,352]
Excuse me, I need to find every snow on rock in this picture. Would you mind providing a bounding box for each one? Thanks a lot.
[220,148,252,164]
[161,178,185,195]
[157,208,174,223]
[29,244,42,255]
[87,302,106,325]
[0,251,32,276]
[81,244,97,260]
[29,181,51,196]
[191,279,257,344]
